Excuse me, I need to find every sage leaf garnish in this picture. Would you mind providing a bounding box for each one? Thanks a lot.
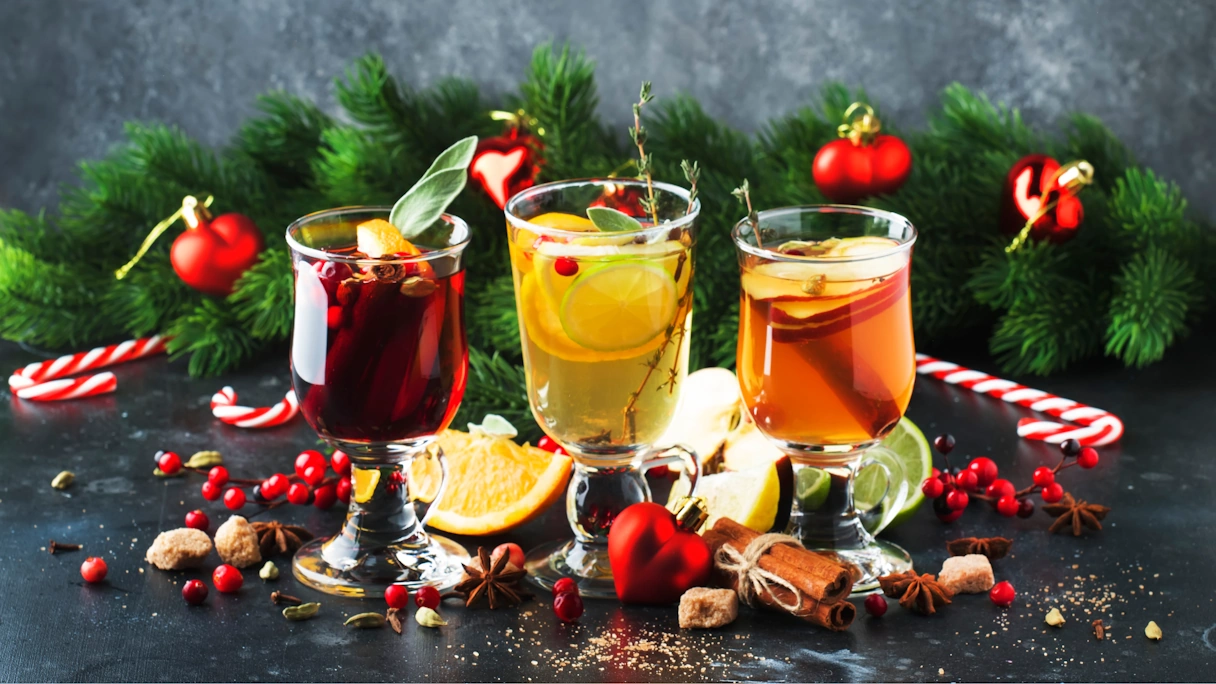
[389,136,478,239]
[586,206,644,233]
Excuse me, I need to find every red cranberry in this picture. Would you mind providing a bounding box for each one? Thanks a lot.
[1077,447,1099,469]
[932,433,955,455]
[1059,438,1082,457]
[287,483,313,506]
[1041,482,1065,503]
[552,577,578,597]
[554,257,579,277]
[335,477,352,504]
[80,557,108,583]
[223,487,246,511]
[326,306,343,329]
[989,580,1015,607]
[492,543,525,570]
[294,450,326,479]
[302,465,325,487]
[415,585,441,610]
[384,584,410,610]
[182,578,208,605]
[156,451,182,475]
[1016,498,1035,518]
[955,470,979,491]
[313,484,337,510]
[995,495,1019,518]
[934,495,965,523]
[207,466,229,487]
[966,457,999,487]
[200,481,222,501]
[536,436,565,455]
[985,478,1015,499]
[213,564,243,593]
[864,593,888,617]
[262,473,289,499]
[1031,467,1055,486]
[184,509,210,531]
[921,477,944,499]
[553,591,584,622]
[331,450,351,477]
[945,489,969,511]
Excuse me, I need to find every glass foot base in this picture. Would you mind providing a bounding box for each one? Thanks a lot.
[292,533,470,598]
[525,539,617,599]
[821,539,913,595]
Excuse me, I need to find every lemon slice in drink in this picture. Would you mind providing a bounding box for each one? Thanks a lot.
[855,417,932,530]
[559,263,677,352]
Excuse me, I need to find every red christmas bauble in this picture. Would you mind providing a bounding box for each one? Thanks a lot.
[812,134,912,204]
[170,211,264,296]
[470,129,541,209]
[999,154,1084,244]
[607,502,712,604]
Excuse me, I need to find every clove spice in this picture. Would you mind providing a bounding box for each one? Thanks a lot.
[271,591,303,606]
[48,539,82,555]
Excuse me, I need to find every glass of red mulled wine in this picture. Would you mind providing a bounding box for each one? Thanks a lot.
[285,206,471,597]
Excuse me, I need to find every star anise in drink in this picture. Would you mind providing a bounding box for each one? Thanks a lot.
[250,521,314,557]
[453,547,531,609]
[1042,493,1109,536]
[878,570,954,615]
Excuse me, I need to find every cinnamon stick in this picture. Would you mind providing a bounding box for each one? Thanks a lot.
[712,518,852,604]
[705,528,855,631]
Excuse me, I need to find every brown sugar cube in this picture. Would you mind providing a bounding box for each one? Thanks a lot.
[678,587,739,629]
[938,554,995,594]
[146,528,212,570]
[215,515,263,568]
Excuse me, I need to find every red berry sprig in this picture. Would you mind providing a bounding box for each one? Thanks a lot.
[158,447,350,513]
[920,436,1100,525]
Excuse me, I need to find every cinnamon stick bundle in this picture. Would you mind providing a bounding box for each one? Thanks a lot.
[713,518,852,603]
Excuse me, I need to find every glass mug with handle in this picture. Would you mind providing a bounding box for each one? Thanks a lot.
[733,204,917,592]
[505,179,701,598]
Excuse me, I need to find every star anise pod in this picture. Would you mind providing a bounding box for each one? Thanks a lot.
[878,570,954,615]
[1042,493,1109,536]
[250,521,314,557]
[453,546,531,610]
[946,536,1012,560]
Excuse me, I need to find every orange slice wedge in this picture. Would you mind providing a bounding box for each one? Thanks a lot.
[357,218,419,258]
[412,429,572,535]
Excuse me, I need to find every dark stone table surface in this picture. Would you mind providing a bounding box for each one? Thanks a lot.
[1,328,1214,682]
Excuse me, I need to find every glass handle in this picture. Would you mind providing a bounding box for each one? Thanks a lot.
[857,446,909,536]
[639,444,700,501]
[409,442,448,529]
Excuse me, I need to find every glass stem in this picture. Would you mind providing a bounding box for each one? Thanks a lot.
[787,458,872,551]
[565,459,650,544]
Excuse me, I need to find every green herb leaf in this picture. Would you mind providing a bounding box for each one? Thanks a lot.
[389,136,478,238]
[586,206,644,233]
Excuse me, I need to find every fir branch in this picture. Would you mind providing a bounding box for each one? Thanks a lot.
[229,248,294,341]
[165,299,266,377]
[1062,114,1134,194]
[454,347,539,443]
[0,239,120,347]
[926,83,1039,160]
[520,43,618,179]
[989,286,1105,376]
[466,273,522,362]
[106,252,196,338]
[1108,168,1190,251]
[312,126,399,207]
[236,91,333,188]
[1105,247,1200,368]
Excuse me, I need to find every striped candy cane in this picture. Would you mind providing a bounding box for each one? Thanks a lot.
[915,354,1124,447]
[8,336,167,401]
[210,386,299,428]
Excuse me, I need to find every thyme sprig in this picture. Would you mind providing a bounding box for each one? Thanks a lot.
[629,82,659,224]
[732,178,762,247]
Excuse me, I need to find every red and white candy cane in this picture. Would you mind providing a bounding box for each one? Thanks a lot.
[210,386,299,428]
[8,336,167,402]
[915,354,1124,447]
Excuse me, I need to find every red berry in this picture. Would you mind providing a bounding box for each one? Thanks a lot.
[182,578,208,605]
[326,305,343,329]
[967,457,999,487]
[946,489,969,511]
[80,556,108,583]
[552,577,578,597]
[294,450,326,479]
[989,580,1015,607]
[207,466,229,487]
[1041,482,1064,503]
[212,564,243,593]
[184,509,210,531]
[996,495,1019,518]
[156,451,182,475]
[921,477,944,499]
[1059,438,1082,457]
[384,584,410,610]
[955,469,979,491]
[554,257,579,277]
[335,477,352,504]
[302,465,325,487]
[985,478,1016,500]
[223,487,246,511]
[287,482,313,506]
[331,450,351,477]
[553,591,584,622]
[313,484,337,509]
[1032,467,1056,487]
[932,433,955,455]
[864,593,888,617]
[1077,447,1099,469]
[492,543,525,570]
[1017,498,1035,518]
[200,481,221,501]
[262,473,289,499]
[536,436,565,455]
[415,585,441,609]
[934,495,965,523]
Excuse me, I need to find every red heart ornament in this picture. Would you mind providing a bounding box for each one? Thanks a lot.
[170,212,264,296]
[608,502,712,604]
[812,134,912,204]
[470,131,541,209]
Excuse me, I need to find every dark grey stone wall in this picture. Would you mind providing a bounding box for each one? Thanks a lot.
[2,0,1213,220]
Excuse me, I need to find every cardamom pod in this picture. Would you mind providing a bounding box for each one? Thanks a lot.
[51,471,75,490]
[415,607,448,628]
[344,612,387,629]
[185,450,223,469]
[1045,607,1065,627]
[153,467,182,478]
[259,561,279,581]
[283,602,321,621]
[1145,620,1163,640]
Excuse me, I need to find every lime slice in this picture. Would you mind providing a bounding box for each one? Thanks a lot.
[690,463,783,533]
[559,263,677,352]
[796,467,831,511]
[855,417,931,529]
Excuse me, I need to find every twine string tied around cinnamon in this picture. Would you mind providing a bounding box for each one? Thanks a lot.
[714,532,807,612]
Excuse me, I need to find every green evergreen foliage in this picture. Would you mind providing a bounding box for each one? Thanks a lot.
[1,43,1211,428]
